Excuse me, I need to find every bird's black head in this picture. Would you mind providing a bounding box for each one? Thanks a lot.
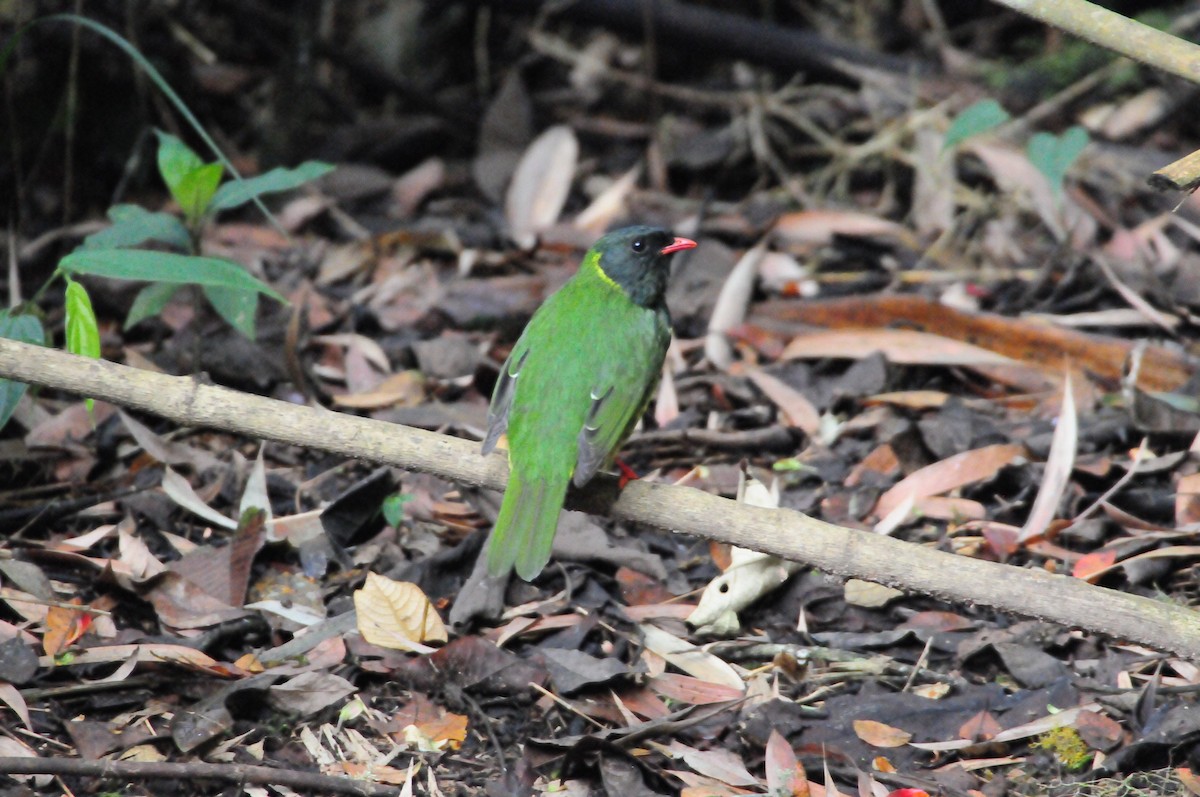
[593,226,697,309]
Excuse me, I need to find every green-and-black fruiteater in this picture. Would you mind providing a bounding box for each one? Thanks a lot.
[481,226,697,579]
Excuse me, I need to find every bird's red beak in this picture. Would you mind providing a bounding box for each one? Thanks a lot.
[660,237,698,255]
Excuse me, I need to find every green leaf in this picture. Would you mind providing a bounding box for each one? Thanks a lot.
[1027,126,1089,195]
[65,280,100,417]
[944,99,1010,150]
[155,130,205,207]
[382,493,414,527]
[176,162,225,226]
[81,204,192,251]
[0,311,45,432]
[210,161,335,212]
[64,279,101,360]
[59,249,286,302]
[125,282,182,330]
[202,284,258,338]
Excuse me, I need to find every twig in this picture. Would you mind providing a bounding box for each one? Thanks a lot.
[0,757,403,797]
[3,339,1200,660]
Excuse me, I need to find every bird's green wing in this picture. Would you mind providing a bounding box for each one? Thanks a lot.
[481,346,529,456]
[573,336,668,487]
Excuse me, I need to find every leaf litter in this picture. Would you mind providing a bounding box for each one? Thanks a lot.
[5,3,1200,796]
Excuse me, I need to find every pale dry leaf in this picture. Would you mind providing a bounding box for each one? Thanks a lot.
[1018,374,1077,542]
[117,528,167,580]
[240,446,272,522]
[354,572,448,652]
[853,719,913,748]
[316,243,372,285]
[161,467,238,530]
[668,741,758,787]
[1101,87,1170,140]
[911,128,955,237]
[120,410,220,470]
[782,329,1015,368]
[689,475,800,635]
[36,643,226,671]
[310,333,390,372]
[268,671,357,716]
[758,250,811,294]
[58,524,119,551]
[823,755,844,797]
[911,702,1101,751]
[333,371,425,409]
[505,125,579,247]
[705,239,767,369]
[0,683,30,729]
[654,363,679,428]
[574,165,640,236]
[844,580,903,609]
[774,209,912,248]
[391,158,446,218]
[639,624,744,691]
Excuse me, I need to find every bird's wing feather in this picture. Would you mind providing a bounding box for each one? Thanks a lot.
[481,346,529,455]
[573,327,668,487]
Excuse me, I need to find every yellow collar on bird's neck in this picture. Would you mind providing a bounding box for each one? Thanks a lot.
[580,249,627,297]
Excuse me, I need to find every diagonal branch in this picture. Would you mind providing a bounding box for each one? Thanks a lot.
[2,337,1200,659]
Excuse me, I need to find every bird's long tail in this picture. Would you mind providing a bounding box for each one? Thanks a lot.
[487,469,567,580]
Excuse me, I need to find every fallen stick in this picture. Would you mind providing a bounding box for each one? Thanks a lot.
[2,337,1199,660]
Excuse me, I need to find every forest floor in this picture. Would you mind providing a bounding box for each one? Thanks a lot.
[4,2,1200,796]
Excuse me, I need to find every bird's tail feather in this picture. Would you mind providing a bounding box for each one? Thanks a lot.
[487,471,566,580]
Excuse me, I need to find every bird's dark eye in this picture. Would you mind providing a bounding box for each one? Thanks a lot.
[631,238,646,253]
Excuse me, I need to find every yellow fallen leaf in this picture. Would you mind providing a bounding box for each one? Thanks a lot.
[354,573,448,651]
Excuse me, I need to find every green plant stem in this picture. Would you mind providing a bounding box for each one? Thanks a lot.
[993,0,1200,84]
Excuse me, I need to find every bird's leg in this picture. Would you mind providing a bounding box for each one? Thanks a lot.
[615,458,640,489]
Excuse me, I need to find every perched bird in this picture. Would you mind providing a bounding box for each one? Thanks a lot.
[481,226,697,580]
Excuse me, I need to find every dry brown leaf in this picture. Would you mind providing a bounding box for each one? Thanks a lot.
[765,729,809,797]
[757,294,1194,392]
[1177,767,1200,797]
[874,444,1025,519]
[648,673,745,705]
[333,371,426,409]
[412,713,468,750]
[354,572,448,652]
[782,329,1015,368]
[773,209,914,248]
[853,719,912,748]
[959,710,1002,742]
[745,369,820,434]
[43,600,90,657]
[1177,472,1200,528]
